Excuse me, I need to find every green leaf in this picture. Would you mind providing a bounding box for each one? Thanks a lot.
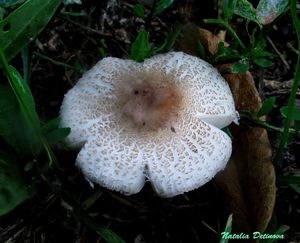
[0,0,62,62]
[41,117,70,145]
[220,214,233,243]
[254,58,274,67]
[0,0,25,8]
[280,106,300,120]
[24,160,35,171]
[231,59,250,73]
[253,50,276,58]
[153,23,182,54]
[0,49,42,155]
[0,151,36,216]
[274,225,290,235]
[233,0,259,24]
[154,0,174,16]
[45,128,70,144]
[256,0,289,25]
[21,46,31,83]
[163,23,182,51]
[289,184,300,194]
[7,65,41,149]
[264,213,278,238]
[197,40,206,60]
[0,85,39,155]
[257,96,276,117]
[41,117,61,133]
[130,30,151,62]
[7,66,39,125]
[133,4,145,19]
[277,175,300,184]
[82,190,103,210]
[0,7,5,20]
[221,126,233,139]
[210,42,240,63]
[1,50,56,165]
[250,33,268,54]
[74,208,125,243]
[219,43,240,57]
[223,0,236,20]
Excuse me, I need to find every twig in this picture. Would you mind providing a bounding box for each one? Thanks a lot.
[33,51,82,72]
[266,35,290,70]
[201,221,218,234]
[61,16,112,37]
[287,42,299,55]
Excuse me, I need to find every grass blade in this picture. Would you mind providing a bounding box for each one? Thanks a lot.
[220,214,233,243]
[74,208,125,243]
[274,0,300,164]
[277,175,300,184]
[0,0,61,62]
[154,0,174,16]
[0,48,42,155]
[0,48,56,164]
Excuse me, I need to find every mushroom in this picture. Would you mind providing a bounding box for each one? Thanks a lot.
[60,52,238,197]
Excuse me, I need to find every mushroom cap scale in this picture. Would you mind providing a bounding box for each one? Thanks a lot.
[60,52,237,197]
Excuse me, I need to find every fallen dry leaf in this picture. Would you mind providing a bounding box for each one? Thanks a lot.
[177,23,276,236]
[176,22,227,57]
[218,71,276,234]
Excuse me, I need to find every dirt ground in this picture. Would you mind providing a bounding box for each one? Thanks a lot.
[0,0,299,242]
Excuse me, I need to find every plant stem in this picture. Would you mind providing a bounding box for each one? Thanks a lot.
[33,52,82,72]
[203,18,246,49]
[274,0,300,164]
[145,0,158,30]
[240,112,300,135]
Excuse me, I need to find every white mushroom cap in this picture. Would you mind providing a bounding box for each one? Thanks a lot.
[60,52,238,197]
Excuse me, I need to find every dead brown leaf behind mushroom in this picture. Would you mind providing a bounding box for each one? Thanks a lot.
[177,23,276,235]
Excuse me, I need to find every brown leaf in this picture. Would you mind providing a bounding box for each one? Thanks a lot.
[176,22,227,56]
[218,71,276,235]
[177,23,276,236]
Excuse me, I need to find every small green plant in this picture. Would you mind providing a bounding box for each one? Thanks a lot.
[223,0,300,201]
[130,0,181,62]
[203,0,290,73]
[0,0,61,62]
[0,0,180,241]
[0,0,124,242]
[0,46,69,213]
[133,0,174,22]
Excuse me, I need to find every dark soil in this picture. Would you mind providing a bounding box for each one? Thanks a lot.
[0,0,299,242]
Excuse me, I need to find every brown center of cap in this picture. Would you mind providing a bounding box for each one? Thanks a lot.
[117,74,182,131]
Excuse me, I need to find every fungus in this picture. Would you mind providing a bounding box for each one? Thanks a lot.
[60,52,238,197]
